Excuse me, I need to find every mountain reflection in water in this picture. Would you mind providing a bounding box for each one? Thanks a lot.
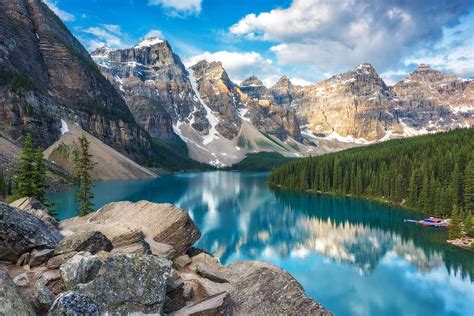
[48,171,474,316]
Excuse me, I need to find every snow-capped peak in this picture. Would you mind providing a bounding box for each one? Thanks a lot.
[134,37,164,49]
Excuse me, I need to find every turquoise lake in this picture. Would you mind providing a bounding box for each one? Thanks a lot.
[47,171,474,316]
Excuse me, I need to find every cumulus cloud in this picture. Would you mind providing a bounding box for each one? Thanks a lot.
[43,0,75,21]
[79,24,127,50]
[184,51,280,86]
[230,0,473,78]
[148,0,202,17]
[143,29,165,40]
[403,11,474,79]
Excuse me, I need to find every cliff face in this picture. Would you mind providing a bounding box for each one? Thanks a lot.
[292,64,399,141]
[92,40,207,142]
[391,64,474,129]
[0,0,150,162]
[93,41,305,166]
[263,64,473,142]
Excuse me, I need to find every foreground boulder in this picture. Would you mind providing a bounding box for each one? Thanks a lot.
[48,291,99,316]
[0,267,36,315]
[9,197,59,227]
[173,292,231,315]
[227,261,332,315]
[55,231,113,255]
[77,253,172,314]
[0,202,62,262]
[60,252,103,290]
[61,201,200,255]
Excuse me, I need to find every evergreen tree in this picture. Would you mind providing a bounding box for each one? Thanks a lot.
[463,212,473,237]
[464,160,474,214]
[73,134,96,216]
[268,128,474,217]
[13,134,36,198]
[32,149,47,204]
[13,134,47,202]
[0,171,5,198]
[449,205,462,240]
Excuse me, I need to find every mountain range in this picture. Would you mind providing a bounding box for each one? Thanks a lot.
[1,0,473,172]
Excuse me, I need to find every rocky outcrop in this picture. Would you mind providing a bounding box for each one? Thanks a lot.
[49,291,99,316]
[391,64,474,129]
[227,261,331,315]
[60,252,103,290]
[268,75,297,108]
[0,202,62,262]
[78,253,172,314]
[9,197,58,227]
[91,39,201,142]
[0,267,36,315]
[54,231,113,255]
[60,200,201,255]
[240,76,267,100]
[191,60,243,139]
[0,0,151,163]
[0,199,330,315]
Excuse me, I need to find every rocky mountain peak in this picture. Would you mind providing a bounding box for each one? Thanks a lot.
[134,37,164,49]
[241,76,264,87]
[273,76,292,88]
[191,60,234,89]
[404,64,456,83]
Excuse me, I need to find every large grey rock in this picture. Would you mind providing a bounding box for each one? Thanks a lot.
[145,238,177,259]
[78,253,172,315]
[60,252,103,291]
[227,261,332,315]
[0,267,35,315]
[55,231,113,255]
[16,252,30,266]
[9,197,59,227]
[37,269,65,295]
[34,280,56,313]
[175,254,192,269]
[0,202,62,262]
[61,201,201,255]
[13,272,30,287]
[172,292,231,316]
[29,248,55,267]
[196,264,229,284]
[48,291,99,316]
[47,252,78,269]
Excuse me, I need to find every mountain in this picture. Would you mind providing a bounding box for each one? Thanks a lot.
[92,40,312,167]
[263,64,473,143]
[0,0,151,163]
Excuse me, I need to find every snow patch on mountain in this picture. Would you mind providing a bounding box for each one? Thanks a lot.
[134,37,163,48]
[60,119,69,135]
[188,71,221,145]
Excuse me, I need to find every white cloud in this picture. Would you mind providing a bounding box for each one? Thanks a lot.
[403,11,474,79]
[230,0,473,78]
[43,0,75,21]
[184,51,280,86]
[290,77,312,86]
[148,0,202,17]
[143,29,165,40]
[79,24,126,50]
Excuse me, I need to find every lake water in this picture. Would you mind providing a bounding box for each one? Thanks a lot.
[47,172,474,316]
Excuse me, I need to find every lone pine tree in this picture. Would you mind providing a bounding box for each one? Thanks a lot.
[73,134,96,217]
[13,134,47,203]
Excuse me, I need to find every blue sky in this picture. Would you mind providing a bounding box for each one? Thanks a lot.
[44,0,474,86]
